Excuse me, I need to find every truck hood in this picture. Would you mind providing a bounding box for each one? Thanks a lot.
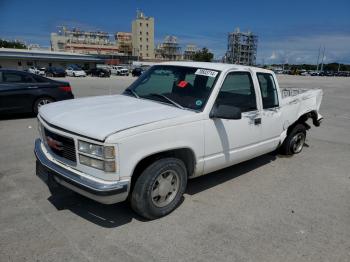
[39,95,194,141]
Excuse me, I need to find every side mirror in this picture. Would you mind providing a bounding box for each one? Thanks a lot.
[210,104,242,120]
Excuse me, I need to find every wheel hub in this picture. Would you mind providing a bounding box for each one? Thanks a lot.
[292,133,305,153]
[151,170,179,208]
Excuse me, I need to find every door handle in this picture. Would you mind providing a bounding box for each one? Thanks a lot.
[254,118,262,125]
[27,86,38,89]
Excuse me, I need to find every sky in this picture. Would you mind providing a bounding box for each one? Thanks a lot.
[1,0,350,64]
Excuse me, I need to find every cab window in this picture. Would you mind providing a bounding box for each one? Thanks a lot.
[216,72,257,112]
[257,73,279,109]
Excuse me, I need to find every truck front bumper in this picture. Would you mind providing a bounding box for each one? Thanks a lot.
[34,139,129,204]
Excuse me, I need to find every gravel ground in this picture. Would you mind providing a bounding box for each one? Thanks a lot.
[0,74,349,262]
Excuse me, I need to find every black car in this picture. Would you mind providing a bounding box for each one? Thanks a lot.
[87,68,111,77]
[132,67,144,77]
[45,67,66,77]
[0,69,74,115]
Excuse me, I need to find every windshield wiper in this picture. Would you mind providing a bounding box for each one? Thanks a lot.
[124,88,139,98]
[148,93,184,109]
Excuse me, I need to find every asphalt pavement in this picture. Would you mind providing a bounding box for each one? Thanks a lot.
[0,74,349,262]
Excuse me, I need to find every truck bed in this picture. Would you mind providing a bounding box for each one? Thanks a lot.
[280,87,323,126]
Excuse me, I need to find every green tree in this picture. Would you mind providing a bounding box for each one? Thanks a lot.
[193,48,214,62]
[0,39,27,49]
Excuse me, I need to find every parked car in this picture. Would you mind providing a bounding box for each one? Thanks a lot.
[87,68,111,77]
[0,69,74,115]
[300,71,310,76]
[37,67,46,76]
[46,67,66,77]
[66,65,86,77]
[27,66,39,75]
[35,62,323,219]
[131,67,144,77]
[110,66,129,76]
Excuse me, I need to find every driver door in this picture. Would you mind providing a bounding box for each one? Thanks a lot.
[203,71,264,174]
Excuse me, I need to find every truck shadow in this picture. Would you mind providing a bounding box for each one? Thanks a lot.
[186,152,277,195]
[47,152,278,228]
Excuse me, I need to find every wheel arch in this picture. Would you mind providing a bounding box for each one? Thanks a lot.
[32,95,55,112]
[129,147,196,193]
[287,110,318,135]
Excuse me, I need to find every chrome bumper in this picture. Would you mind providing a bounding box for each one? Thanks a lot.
[34,139,129,204]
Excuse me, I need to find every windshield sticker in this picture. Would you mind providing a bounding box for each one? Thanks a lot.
[177,80,188,88]
[195,69,218,78]
[195,100,203,106]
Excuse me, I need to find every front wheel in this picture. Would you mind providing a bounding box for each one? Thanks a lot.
[131,158,187,220]
[280,124,307,155]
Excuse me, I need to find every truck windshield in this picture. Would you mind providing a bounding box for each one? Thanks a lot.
[125,65,220,111]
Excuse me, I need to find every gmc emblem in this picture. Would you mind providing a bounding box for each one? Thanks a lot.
[46,136,63,151]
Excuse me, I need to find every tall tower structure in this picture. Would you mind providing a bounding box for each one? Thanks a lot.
[132,10,155,59]
[226,28,258,66]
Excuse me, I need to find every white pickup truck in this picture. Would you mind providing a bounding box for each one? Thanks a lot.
[110,66,129,76]
[34,62,323,219]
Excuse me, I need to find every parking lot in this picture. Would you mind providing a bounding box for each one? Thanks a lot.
[0,75,349,261]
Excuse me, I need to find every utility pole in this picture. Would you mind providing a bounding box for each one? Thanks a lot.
[316,45,321,72]
[320,46,326,72]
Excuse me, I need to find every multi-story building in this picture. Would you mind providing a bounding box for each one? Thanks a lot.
[155,36,182,61]
[183,44,198,60]
[225,28,258,66]
[51,26,119,55]
[115,32,132,56]
[131,11,155,59]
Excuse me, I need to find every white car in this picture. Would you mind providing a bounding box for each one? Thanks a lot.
[27,67,46,76]
[110,66,129,76]
[35,62,323,219]
[66,66,87,77]
[37,67,46,76]
[28,66,39,74]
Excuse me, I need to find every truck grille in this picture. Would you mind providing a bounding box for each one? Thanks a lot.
[43,127,77,163]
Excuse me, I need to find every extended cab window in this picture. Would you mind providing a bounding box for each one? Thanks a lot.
[216,72,257,112]
[257,73,279,109]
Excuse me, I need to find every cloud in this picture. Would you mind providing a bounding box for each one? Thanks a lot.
[258,34,350,64]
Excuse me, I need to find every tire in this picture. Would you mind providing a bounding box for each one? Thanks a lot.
[280,124,307,155]
[33,97,54,114]
[131,158,187,220]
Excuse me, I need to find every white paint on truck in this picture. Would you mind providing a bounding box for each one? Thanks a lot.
[35,61,323,218]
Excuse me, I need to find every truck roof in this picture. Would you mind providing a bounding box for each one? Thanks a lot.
[159,61,273,74]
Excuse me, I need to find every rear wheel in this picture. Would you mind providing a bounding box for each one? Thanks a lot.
[280,124,307,155]
[33,97,54,114]
[131,158,187,220]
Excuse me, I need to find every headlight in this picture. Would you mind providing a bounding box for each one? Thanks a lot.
[78,140,117,172]
[78,141,103,157]
[79,154,117,172]
[78,141,115,159]
[79,154,104,170]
